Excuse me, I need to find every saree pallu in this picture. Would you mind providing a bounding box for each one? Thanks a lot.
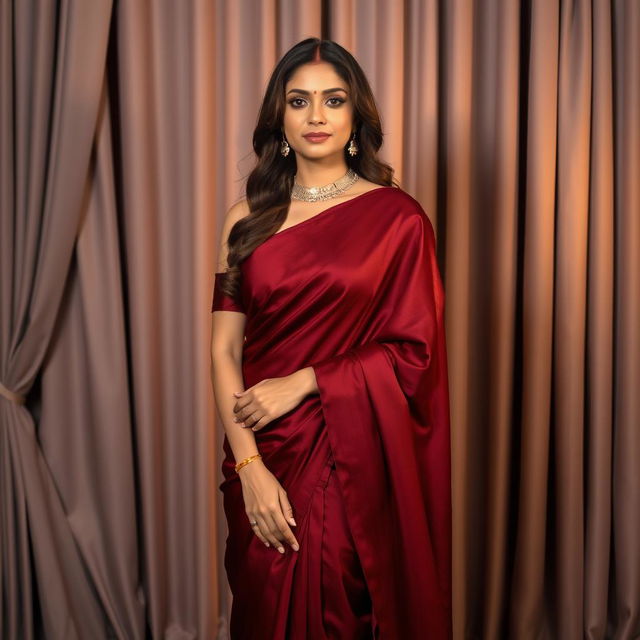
[212,186,452,639]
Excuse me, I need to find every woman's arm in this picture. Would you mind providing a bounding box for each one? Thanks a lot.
[210,199,259,463]
[210,338,258,462]
[293,366,318,395]
[210,200,299,554]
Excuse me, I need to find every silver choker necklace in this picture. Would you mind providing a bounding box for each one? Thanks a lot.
[291,168,360,202]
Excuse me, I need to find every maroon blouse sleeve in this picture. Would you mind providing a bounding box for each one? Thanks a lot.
[211,271,245,313]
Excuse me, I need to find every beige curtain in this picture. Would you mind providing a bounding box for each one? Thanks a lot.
[0,1,118,638]
[1,1,638,639]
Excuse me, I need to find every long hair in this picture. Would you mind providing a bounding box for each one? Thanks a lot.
[221,37,399,302]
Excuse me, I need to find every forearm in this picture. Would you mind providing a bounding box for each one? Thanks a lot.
[211,352,259,462]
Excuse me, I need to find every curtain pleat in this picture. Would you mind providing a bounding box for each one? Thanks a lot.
[1,1,114,638]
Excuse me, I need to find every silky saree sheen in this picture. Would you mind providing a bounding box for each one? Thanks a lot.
[212,186,452,639]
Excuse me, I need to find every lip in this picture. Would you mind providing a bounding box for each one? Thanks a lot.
[303,133,331,142]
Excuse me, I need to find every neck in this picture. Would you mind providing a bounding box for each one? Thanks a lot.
[294,159,350,187]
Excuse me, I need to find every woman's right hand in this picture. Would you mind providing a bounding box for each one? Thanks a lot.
[238,460,300,553]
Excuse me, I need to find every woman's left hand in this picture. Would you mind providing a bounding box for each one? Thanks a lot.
[232,367,317,432]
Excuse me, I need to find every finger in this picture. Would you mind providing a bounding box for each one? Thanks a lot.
[248,519,270,547]
[233,393,254,414]
[240,410,262,427]
[248,414,270,432]
[277,490,299,548]
[254,513,279,549]
[233,401,247,417]
[271,507,299,552]
[258,511,284,552]
[233,402,254,423]
[233,383,257,400]
[279,489,297,527]
[246,510,270,547]
[234,383,255,397]
[262,511,288,553]
[238,409,263,428]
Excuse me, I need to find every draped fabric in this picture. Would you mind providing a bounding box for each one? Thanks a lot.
[212,186,452,639]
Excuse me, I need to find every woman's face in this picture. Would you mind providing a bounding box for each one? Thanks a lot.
[283,61,354,163]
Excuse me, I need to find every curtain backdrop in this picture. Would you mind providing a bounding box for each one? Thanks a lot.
[1,1,638,639]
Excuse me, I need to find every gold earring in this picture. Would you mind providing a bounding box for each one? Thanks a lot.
[347,132,358,156]
[281,134,290,157]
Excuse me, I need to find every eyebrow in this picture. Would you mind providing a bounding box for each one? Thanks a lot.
[286,87,348,95]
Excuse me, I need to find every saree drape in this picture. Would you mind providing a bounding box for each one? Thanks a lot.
[212,185,452,639]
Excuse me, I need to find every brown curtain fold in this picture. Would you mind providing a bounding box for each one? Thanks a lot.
[1,1,638,639]
[38,76,146,638]
[1,1,115,638]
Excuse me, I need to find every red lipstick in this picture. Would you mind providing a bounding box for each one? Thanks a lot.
[303,132,331,142]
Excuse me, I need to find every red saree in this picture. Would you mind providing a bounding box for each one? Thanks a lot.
[212,186,452,639]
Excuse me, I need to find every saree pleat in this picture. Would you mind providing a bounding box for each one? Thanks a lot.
[285,458,374,639]
[213,186,452,639]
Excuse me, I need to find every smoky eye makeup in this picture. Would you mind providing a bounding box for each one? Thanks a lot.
[287,96,346,108]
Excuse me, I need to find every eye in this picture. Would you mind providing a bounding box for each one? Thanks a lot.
[287,96,346,108]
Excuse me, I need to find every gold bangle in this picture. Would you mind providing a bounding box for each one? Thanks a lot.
[235,453,262,473]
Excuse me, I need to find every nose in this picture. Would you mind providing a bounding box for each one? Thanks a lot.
[308,98,326,124]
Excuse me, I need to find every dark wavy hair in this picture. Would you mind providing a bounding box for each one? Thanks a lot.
[221,37,399,302]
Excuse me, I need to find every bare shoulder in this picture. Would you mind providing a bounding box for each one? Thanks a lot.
[216,197,251,272]
[225,197,251,227]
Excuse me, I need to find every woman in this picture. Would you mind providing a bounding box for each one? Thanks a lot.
[210,38,451,640]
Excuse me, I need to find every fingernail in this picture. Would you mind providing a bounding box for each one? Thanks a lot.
[264,542,269,547]
[232,417,238,422]
[278,546,285,554]
[251,426,257,431]
[292,543,299,551]
[289,518,297,526]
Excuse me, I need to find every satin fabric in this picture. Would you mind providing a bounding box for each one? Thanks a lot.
[212,186,452,639]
